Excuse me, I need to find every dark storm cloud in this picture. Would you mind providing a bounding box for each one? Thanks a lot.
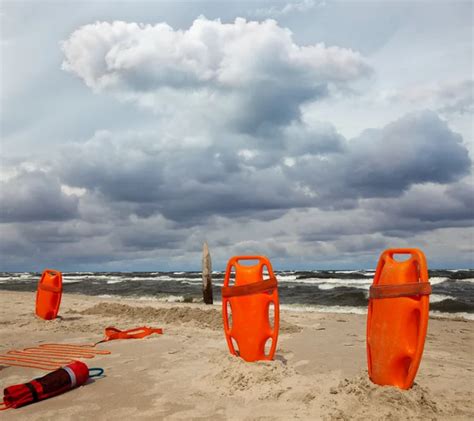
[113,216,188,251]
[0,170,79,222]
[342,111,470,196]
[361,181,474,239]
[297,178,473,244]
[446,182,474,209]
[282,111,471,209]
[54,110,471,226]
[333,235,388,254]
[57,130,316,222]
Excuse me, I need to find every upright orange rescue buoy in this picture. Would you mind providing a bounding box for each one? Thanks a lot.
[367,249,431,389]
[35,269,63,320]
[222,256,279,362]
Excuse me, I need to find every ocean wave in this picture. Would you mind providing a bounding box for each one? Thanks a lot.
[0,273,36,282]
[281,303,473,321]
[430,294,455,303]
[1,270,472,317]
[455,278,474,283]
[334,270,375,277]
[62,279,85,284]
[281,304,368,315]
[430,298,474,313]
[277,275,298,281]
[317,283,370,291]
[429,277,449,285]
[137,295,187,303]
[287,277,371,286]
[429,311,474,321]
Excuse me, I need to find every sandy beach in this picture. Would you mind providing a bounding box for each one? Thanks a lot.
[0,290,472,420]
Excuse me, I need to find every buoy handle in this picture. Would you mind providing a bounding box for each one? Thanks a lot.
[88,368,104,378]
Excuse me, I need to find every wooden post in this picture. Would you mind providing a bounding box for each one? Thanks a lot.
[202,242,213,304]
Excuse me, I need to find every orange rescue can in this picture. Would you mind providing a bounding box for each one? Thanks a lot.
[35,269,63,320]
[222,256,279,362]
[367,248,431,389]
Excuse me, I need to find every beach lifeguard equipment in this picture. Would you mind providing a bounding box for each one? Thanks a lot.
[366,248,432,389]
[96,326,164,344]
[0,326,163,371]
[222,256,279,362]
[0,361,104,410]
[35,269,63,320]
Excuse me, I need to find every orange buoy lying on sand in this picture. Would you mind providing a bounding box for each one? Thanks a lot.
[367,248,432,389]
[35,269,63,320]
[222,256,279,362]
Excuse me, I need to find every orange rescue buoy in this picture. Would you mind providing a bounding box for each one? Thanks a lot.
[366,248,432,389]
[35,269,63,320]
[222,256,279,362]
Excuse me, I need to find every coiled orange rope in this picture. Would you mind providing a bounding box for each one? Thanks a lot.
[0,326,162,371]
[0,344,110,370]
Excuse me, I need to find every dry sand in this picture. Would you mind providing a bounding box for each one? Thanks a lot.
[0,291,472,420]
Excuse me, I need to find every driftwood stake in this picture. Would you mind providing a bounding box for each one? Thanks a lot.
[202,242,213,304]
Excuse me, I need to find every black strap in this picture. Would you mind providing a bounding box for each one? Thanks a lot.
[25,382,39,403]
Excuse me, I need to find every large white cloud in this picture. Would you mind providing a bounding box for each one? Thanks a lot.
[62,17,370,90]
[62,17,371,132]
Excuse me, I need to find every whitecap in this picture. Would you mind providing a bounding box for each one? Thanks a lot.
[428,277,449,285]
[430,294,455,303]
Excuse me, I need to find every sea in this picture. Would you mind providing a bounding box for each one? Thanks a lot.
[0,270,473,320]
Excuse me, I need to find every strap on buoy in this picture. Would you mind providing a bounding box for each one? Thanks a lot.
[221,277,278,298]
[369,282,432,299]
[37,284,62,293]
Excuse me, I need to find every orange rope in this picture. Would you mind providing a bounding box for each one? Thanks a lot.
[0,344,111,371]
[0,326,161,371]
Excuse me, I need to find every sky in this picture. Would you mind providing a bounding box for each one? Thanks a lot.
[0,0,473,271]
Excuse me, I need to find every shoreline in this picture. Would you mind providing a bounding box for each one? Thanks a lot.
[0,290,473,420]
[2,269,473,319]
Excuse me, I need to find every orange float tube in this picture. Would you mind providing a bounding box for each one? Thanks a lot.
[222,256,279,362]
[35,269,63,320]
[366,249,432,389]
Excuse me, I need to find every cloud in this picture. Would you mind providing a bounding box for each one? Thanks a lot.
[62,17,371,133]
[1,11,472,270]
[0,169,79,222]
[252,1,323,18]
[372,182,474,223]
[57,129,317,223]
[341,110,471,195]
[284,110,471,204]
[381,79,474,115]
[54,110,470,226]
